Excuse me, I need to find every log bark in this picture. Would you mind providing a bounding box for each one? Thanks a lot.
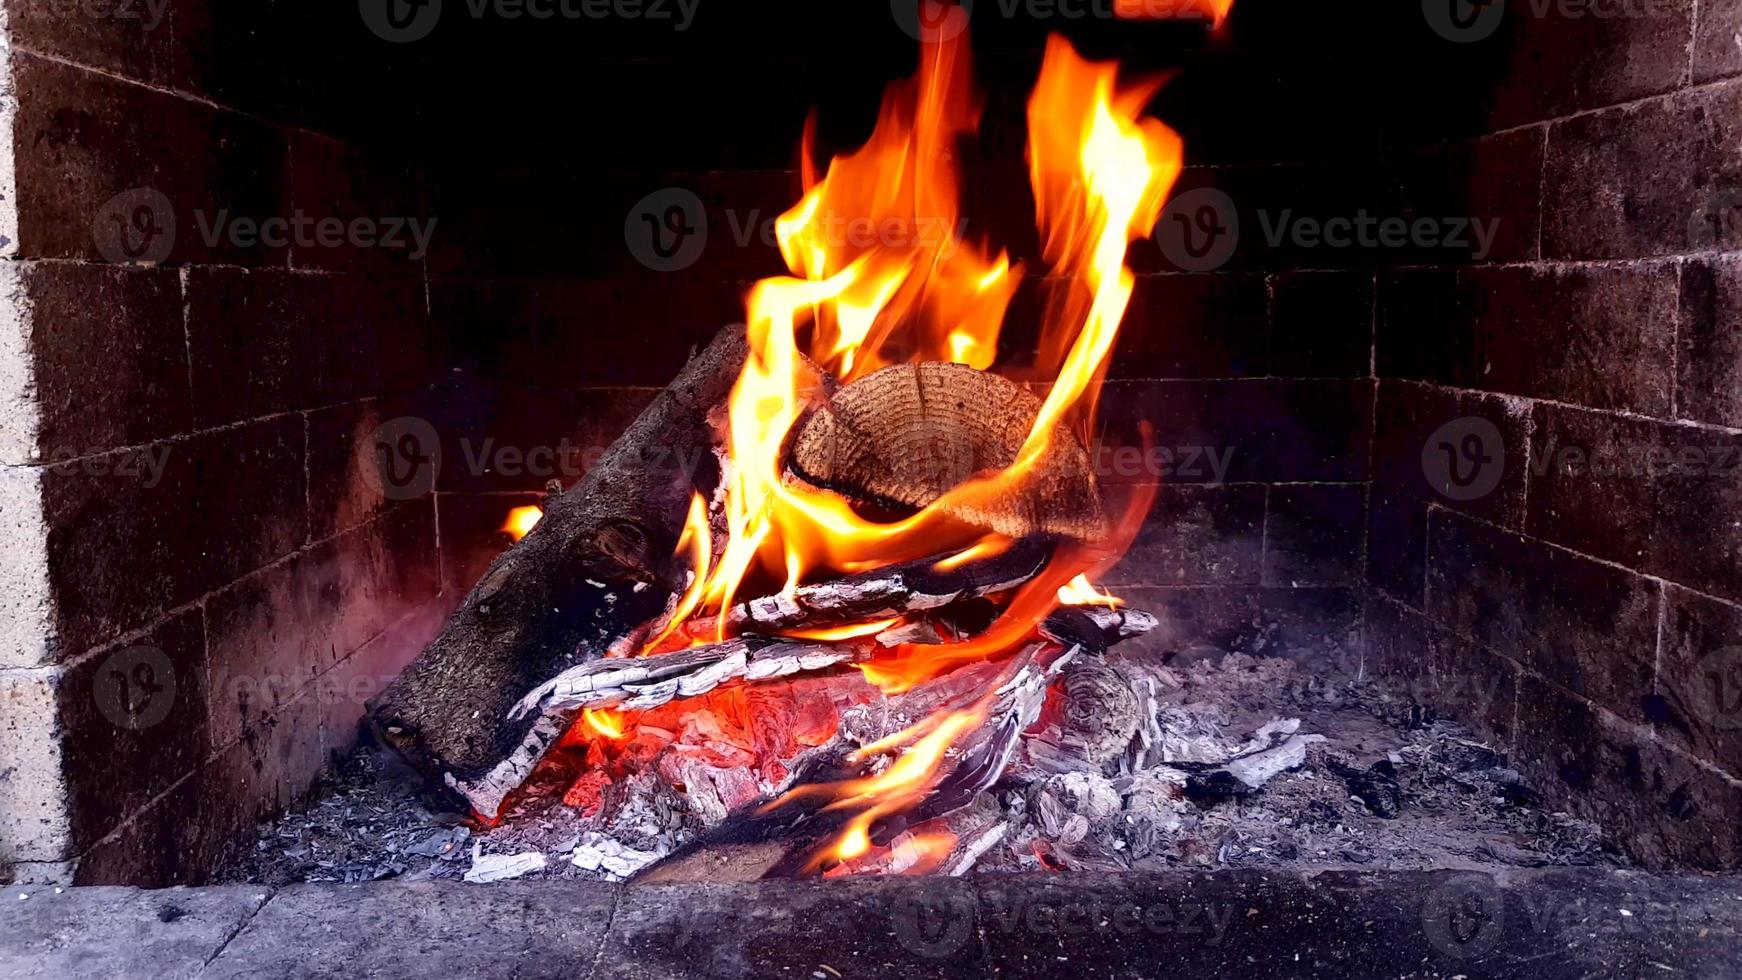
[366,324,749,818]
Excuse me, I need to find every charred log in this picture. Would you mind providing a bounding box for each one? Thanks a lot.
[366,324,749,818]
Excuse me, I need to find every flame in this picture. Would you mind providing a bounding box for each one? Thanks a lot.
[1058,573,1123,608]
[782,618,903,642]
[582,709,627,740]
[640,10,1195,869]
[501,505,543,542]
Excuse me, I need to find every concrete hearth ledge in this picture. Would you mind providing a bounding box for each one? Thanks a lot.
[0,871,1739,979]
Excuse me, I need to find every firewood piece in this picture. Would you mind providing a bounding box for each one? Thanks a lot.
[510,637,876,718]
[1057,658,1143,766]
[787,362,1108,541]
[730,537,1051,632]
[367,324,750,820]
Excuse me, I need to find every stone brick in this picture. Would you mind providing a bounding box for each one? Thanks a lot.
[0,881,268,973]
[436,491,542,598]
[288,134,426,276]
[306,394,436,543]
[1678,256,1742,428]
[1529,403,1742,602]
[1514,674,1742,871]
[0,466,54,668]
[39,418,305,657]
[56,611,207,851]
[1378,264,1678,416]
[1107,485,1264,587]
[316,598,448,754]
[1428,509,1659,722]
[1097,379,1372,486]
[7,0,194,93]
[1388,129,1543,264]
[184,269,428,427]
[4,262,190,458]
[1366,489,1427,608]
[1543,80,1742,259]
[11,53,289,265]
[1484,0,1691,129]
[205,502,437,749]
[0,669,71,863]
[1526,403,1660,567]
[1363,594,1429,685]
[1266,271,1372,378]
[1656,586,1742,776]
[1428,629,1519,747]
[1372,381,1531,529]
[1694,0,1742,83]
[1264,484,1364,587]
[423,170,651,281]
[1106,274,1268,379]
[1113,586,1361,670]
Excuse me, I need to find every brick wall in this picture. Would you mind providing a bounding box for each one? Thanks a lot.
[1362,1,1742,870]
[0,3,447,885]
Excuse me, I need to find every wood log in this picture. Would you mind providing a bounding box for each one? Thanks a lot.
[366,324,750,819]
[787,361,1107,541]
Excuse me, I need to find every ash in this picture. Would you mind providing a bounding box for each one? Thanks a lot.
[230,651,1618,886]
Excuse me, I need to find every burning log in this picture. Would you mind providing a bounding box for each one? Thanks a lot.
[366,324,750,815]
[789,362,1107,541]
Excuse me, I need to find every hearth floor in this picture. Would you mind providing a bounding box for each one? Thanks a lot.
[233,651,1618,886]
[3,871,1739,979]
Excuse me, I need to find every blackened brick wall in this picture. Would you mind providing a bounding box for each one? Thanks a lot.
[1362,1,1742,870]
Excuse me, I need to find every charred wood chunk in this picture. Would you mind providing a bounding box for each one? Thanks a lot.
[787,362,1107,541]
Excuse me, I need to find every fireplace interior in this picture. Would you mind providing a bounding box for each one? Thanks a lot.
[0,0,1739,942]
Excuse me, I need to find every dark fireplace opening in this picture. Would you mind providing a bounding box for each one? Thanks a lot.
[1,0,1738,924]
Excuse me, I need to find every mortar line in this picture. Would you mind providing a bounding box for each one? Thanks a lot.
[1670,258,1686,421]
[584,886,626,980]
[1391,377,1742,437]
[1689,0,1703,87]
[1470,73,1742,145]
[20,395,383,469]
[195,888,278,975]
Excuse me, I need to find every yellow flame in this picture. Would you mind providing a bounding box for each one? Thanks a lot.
[501,506,543,543]
[582,709,626,740]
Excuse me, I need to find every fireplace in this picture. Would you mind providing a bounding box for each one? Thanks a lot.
[0,0,1739,904]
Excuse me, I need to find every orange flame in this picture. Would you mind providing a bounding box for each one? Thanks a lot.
[1112,0,1234,26]
[501,505,543,542]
